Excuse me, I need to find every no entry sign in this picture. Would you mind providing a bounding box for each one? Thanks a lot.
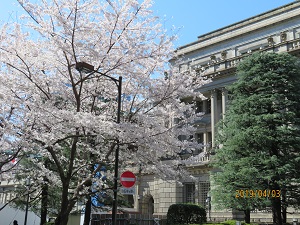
[120,171,136,188]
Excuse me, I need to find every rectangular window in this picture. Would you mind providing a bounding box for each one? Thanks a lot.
[207,132,212,148]
[124,195,134,208]
[183,183,195,203]
[206,99,211,114]
[195,101,203,113]
[195,133,204,144]
[198,182,210,207]
[195,133,204,154]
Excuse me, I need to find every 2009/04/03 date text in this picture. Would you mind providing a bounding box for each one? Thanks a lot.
[236,190,281,198]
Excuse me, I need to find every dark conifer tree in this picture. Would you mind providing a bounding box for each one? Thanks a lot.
[212,52,300,225]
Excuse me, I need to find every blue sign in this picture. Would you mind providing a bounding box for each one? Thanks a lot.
[91,164,107,207]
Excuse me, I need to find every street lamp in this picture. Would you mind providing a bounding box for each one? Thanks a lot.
[76,62,122,225]
[24,177,31,225]
[206,192,211,221]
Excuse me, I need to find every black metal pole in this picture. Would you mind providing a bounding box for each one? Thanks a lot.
[112,76,122,225]
[24,193,29,225]
[75,63,122,225]
[208,199,211,221]
[24,181,30,225]
[40,179,48,225]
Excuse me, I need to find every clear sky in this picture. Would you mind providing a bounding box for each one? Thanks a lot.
[152,0,295,47]
[0,0,296,48]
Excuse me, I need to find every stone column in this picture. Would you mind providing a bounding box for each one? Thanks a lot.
[221,88,228,120]
[210,89,217,148]
[134,179,140,211]
[134,167,142,212]
[203,132,207,152]
[195,182,199,205]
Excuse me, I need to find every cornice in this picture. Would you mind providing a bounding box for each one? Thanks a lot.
[175,1,300,56]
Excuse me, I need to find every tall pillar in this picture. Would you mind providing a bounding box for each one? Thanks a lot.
[210,90,217,148]
[203,132,207,152]
[134,167,142,212]
[134,183,140,211]
[221,88,228,120]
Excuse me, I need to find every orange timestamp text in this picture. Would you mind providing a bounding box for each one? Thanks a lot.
[235,189,281,198]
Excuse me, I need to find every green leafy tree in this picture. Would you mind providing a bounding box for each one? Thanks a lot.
[212,52,300,225]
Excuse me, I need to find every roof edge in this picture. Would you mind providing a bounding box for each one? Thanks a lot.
[177,1,300,51]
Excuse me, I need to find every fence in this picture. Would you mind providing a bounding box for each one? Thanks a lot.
[91,214,167,225]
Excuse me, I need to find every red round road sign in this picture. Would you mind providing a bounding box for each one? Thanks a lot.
[120,171,136,188]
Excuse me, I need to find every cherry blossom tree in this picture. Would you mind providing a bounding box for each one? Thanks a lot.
[0,0,208,225]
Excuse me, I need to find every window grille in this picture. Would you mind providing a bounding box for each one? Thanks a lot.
[183,183,195,203]
[198,182,210,207]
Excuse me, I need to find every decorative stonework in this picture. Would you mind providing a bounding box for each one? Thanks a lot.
[210,55,216,63]
[221,51,227,60]
[267,36,274,46]
[280,32,287,42]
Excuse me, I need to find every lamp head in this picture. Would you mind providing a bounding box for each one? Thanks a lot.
[75,62,95,73]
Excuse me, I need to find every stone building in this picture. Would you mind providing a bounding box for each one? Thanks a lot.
[133,1,300,222]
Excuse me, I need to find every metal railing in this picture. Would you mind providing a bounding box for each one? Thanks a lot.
[91,214,167,225]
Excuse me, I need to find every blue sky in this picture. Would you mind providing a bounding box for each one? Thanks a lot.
[152,0,295,47]
[0,0,295,48]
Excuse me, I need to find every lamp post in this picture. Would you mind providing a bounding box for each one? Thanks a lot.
[24,177,31,225]
[76,62,122,225]
[206,192,211,221]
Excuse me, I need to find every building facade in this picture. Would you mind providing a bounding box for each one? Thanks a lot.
[134,1,300,222]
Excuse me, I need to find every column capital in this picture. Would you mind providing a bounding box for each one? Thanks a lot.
[221,87,227,92]
[210,89,217,98]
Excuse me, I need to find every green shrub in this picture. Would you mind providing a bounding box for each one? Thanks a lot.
[167,203,206,225]
[221,220,237,225]
[202,223,257,225]
[201,224,220,225]
[220,220,258,225]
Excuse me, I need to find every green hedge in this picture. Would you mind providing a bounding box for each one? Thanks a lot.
[221,220,242,225]
[202,221,258,225]
[167,203,206,225]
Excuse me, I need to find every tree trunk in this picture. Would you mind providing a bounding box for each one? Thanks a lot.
[41,160,49,225]
[83,197,92,225]
[55,182,72,225]
[282,206,287,224]
[55,200,77,225]
[271,197,282,225]
[55,211,71,225]
[55,136,79,225]
[40,180,48,225]
[281,189,287,224]
[244,209,251,224]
